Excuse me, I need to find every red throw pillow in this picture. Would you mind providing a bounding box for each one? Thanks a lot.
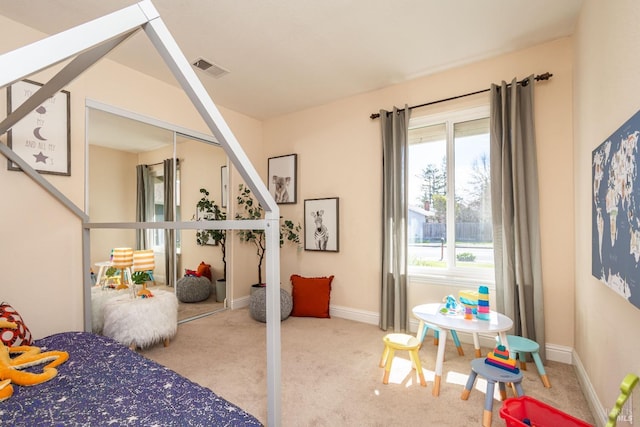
[197,262,212,281]
[290,274,334,318]
[0,302,32,347]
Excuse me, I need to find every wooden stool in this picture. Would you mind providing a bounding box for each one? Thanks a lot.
[379,333,427,387]
[418,320,465,356]
[497,335,551,388]
[461,358,524,427]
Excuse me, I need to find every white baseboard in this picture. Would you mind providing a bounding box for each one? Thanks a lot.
[230,295,250,309]
[546,342,573,364]
[328,305,575,365]
[329,304,380,325]
[573,350,606,427]
[232,302,576,366]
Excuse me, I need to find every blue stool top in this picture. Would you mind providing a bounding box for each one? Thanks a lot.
[471,358,523,382]
[506,335,540,352]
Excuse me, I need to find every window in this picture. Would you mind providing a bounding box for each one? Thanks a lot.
[407,106,493,281]
[147,164,181,252]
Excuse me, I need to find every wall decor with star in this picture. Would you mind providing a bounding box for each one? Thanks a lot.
[7,79,70,176]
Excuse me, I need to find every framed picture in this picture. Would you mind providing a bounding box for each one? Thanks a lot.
[196,208,217,246]
[221,165,229,208]
[304,197,339,252]
[268,153,297,204]
[7,79,71,175]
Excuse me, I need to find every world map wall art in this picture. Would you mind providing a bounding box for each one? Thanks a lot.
[592,109,640,310]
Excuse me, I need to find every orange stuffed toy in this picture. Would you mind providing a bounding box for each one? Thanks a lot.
[0,320,69,401]
[197,262,212,281]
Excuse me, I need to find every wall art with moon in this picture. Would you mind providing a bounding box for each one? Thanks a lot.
[7,79,71,176]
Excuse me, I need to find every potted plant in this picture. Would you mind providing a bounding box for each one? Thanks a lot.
[195,188,227,302]
[235,184,301,291]
[131,271,152,297]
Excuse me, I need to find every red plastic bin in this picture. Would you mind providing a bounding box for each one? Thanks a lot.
[500,396,593,427]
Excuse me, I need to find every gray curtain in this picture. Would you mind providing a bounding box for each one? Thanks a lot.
[380,106,410,332]
[490,76,545,360]
[163,159,176,287]
[135,164,151,249]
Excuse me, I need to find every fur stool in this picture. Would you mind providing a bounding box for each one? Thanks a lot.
[102,289,178,350]
[91,287,126,334]
[176,275,211,302]
[249,288,293,322]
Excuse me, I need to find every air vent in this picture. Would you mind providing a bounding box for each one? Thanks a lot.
[192,57,229,78]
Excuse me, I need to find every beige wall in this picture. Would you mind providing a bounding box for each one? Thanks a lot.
[88,145,137,263]
[4,3,639,421]
[0,15,262,337]
[264,38,575,349]
[0,12,575,352]
[573,0,640,420]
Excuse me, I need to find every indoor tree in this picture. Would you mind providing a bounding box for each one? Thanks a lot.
[235,183,301,285]
[195,188,227,279]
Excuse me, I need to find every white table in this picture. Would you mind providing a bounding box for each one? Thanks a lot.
[94,261,113,287]
[412,303,513,396]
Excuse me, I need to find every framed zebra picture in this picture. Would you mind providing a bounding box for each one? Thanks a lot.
[304,197,339,252]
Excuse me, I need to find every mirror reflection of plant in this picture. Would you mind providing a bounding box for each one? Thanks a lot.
[131,271,150,285]
[195,188,227,279]
[236,183,301,285]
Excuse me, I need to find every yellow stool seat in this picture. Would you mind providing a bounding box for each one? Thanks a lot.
[379,333,427,387]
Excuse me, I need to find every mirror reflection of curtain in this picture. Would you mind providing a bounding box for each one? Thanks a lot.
[164,158,176,287]
[136,164,151,249]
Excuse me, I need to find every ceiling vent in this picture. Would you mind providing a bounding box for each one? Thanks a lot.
[192,57,229,78]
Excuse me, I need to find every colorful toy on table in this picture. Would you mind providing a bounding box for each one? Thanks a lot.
[440,294,459,314]
[485,344,519,373]
[458,290,478,320]
[476,285,490,320]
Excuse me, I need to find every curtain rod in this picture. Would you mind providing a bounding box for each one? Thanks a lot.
[369,72,552,120]
[143,158,181,167]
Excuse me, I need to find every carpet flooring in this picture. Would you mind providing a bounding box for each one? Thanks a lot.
[141,308,596,426]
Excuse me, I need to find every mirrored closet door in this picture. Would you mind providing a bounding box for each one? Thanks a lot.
[87,105,227,323]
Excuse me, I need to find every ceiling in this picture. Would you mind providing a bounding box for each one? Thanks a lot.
[0,0,583,121]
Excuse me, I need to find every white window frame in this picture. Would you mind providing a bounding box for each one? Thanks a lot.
[408,104,494,285]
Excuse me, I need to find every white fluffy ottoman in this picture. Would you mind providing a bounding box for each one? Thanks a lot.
[90,287,125,334]
[102,289,178,350]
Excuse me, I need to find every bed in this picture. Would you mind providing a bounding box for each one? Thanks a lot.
[0,331,262,426]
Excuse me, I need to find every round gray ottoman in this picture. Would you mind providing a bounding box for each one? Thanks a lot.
[176,276,211,302]
[249,288,293,322]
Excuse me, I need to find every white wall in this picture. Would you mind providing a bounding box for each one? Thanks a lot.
[573,0,640,423]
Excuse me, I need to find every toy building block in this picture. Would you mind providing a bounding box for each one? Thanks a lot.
[485,344,519,373]
[459,290,478,320]
[476,285,490,320]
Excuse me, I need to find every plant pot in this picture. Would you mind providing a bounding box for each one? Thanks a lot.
[215,279,226,302]
[251,283,265,296]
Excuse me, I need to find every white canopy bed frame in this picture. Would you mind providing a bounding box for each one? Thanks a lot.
[0,1,283,425]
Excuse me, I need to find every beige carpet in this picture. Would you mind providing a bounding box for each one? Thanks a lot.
[141,308,596,426]
[155,284,225,322]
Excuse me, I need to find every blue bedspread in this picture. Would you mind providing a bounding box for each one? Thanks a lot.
[0,331,262,426]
